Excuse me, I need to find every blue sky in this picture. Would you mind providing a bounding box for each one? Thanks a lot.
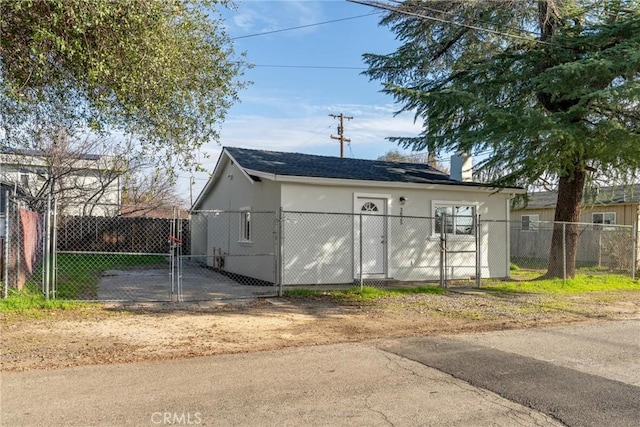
[181,0,428,199]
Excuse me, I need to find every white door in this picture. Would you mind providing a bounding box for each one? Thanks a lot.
[355,198,386,277]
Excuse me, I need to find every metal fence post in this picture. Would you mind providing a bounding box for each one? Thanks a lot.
[43,195,51,300]
[359,212,363,291]
[51,198,58,299]
[632,221,637,281]
[439,213,446,288]
[562,222,567,283]
[177,208,183,303]
[277,208,283,297]
[170,207,176,302]
[475,215,481,288]
[3,194,9,298]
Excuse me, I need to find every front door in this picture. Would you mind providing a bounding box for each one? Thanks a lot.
[355,197,386,277]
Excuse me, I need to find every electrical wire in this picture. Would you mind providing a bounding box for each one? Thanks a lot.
[253,64,367,70]
[347,0,553,46]
[388,0,543,39]
[231,11,382,40]
[300,123,335,145]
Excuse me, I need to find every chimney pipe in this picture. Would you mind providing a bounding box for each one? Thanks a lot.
[450,152,473,182]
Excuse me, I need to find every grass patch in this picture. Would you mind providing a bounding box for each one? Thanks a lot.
[55,253,167,299]
[508,269,545,281]
[0,289,95,314]
[283,288,319,298]
[485,274,639,294]
[284,285,445,301]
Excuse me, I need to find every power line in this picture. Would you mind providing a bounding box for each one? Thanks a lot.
[347,0,553,46]
[232,11,382,40]
[253,64,367,70]
[300,123,335,145]
[388,0,543,39]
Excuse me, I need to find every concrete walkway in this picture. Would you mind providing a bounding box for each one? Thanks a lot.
[98,265,276,301]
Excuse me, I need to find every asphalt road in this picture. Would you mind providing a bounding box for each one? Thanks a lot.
[1,320,638,426]
[382,320,640,427]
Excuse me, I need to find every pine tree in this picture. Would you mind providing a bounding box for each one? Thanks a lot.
[361,0,640,277]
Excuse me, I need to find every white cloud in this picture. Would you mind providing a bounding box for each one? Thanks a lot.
[226,1,324,38]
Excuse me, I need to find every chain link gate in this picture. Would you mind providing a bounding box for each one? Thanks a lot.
[178,209,280,302]
[438,212,481,288]
[53,202,176,301]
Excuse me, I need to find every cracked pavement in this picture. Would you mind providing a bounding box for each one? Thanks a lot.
[2,320,638,426]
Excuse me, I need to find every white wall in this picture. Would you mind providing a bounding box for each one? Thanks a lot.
[191,160,280,283]
[280,182,513,285]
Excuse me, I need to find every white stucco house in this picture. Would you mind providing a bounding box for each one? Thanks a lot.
[191,147,524,286]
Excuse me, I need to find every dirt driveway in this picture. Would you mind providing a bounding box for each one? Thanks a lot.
[1,289,639,372]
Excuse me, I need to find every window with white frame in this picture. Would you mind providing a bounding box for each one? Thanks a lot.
[592,212,615,230]
[239,208,251,242]
[521,214,539,231]
[433,204,475,236]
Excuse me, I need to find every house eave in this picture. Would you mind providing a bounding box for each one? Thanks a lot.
[191,149,258,211]
[242,169,525,194]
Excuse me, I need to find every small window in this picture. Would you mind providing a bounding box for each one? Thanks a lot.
[20,172,29,188]
[593,212,616,230]
[361,202,379,212]
[239,208,251,242]
[434,204,475,236]
[521,214,539,231]
[0,187,6,214]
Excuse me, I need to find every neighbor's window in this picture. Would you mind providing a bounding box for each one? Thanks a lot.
[434,204,475,236]
[20,171,29,188]
[592,212,616,230]
[239,208,251,242]
[521,214,539,231]
[0,187,6,213]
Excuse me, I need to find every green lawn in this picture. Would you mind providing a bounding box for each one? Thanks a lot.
[0,289,94,314]
[483,274,639,294]
[284,285,445,301]
[54,253,167,299]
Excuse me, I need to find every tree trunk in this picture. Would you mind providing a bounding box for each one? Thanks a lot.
[546,165,586,278]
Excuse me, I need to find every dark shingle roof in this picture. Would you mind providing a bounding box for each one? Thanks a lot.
[514,184,640,209]
[225,147,490,187]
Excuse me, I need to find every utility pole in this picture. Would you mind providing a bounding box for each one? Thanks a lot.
[329,113,353,158]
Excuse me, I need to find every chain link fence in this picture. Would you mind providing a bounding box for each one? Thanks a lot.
[3,198,638,300]
[54,203,178,301]
[509,220,636,279]
[183,210,279,301]
[280,211,481,289]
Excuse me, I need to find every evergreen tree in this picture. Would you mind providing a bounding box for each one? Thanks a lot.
[360,0,640,277]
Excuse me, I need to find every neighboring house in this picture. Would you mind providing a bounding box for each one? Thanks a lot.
[191,147,524,286]
[0,180,27,240]
[0,149,122,217]
[510,185,640,269]
[511,185,640,229]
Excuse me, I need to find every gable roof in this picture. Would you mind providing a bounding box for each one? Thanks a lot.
[513,184,640,210]
[193,147,524,209]
[225,146,462,185]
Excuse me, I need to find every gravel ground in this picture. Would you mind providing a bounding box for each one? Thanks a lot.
[1,289,639,372]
